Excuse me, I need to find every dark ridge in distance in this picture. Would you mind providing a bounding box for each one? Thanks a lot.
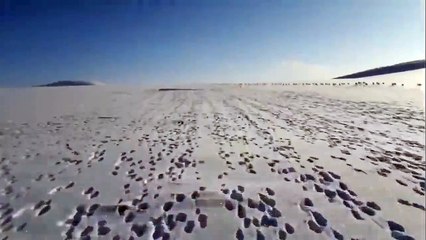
[334,60,425,79]
[33,81,95,87]
[158,88,202,91]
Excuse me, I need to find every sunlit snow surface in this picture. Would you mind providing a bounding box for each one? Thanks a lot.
[0,84,424,240]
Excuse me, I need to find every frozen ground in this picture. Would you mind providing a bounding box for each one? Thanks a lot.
[0,84,425,240]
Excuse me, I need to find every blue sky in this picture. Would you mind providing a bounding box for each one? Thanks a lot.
[0,0,424,86]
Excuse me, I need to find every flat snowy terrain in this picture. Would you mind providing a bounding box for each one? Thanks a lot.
[0,84,424,240]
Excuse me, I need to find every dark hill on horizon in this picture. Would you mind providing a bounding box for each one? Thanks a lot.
[33,81,95,87]
[335,60,425,79]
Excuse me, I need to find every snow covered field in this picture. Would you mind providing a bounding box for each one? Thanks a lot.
[0,84,424,239]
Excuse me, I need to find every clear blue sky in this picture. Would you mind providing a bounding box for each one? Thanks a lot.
[0,0,424,86]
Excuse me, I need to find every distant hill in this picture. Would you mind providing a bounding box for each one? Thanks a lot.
[158,88,201,91]
[334,60,425,79]
[34,81,95,87]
